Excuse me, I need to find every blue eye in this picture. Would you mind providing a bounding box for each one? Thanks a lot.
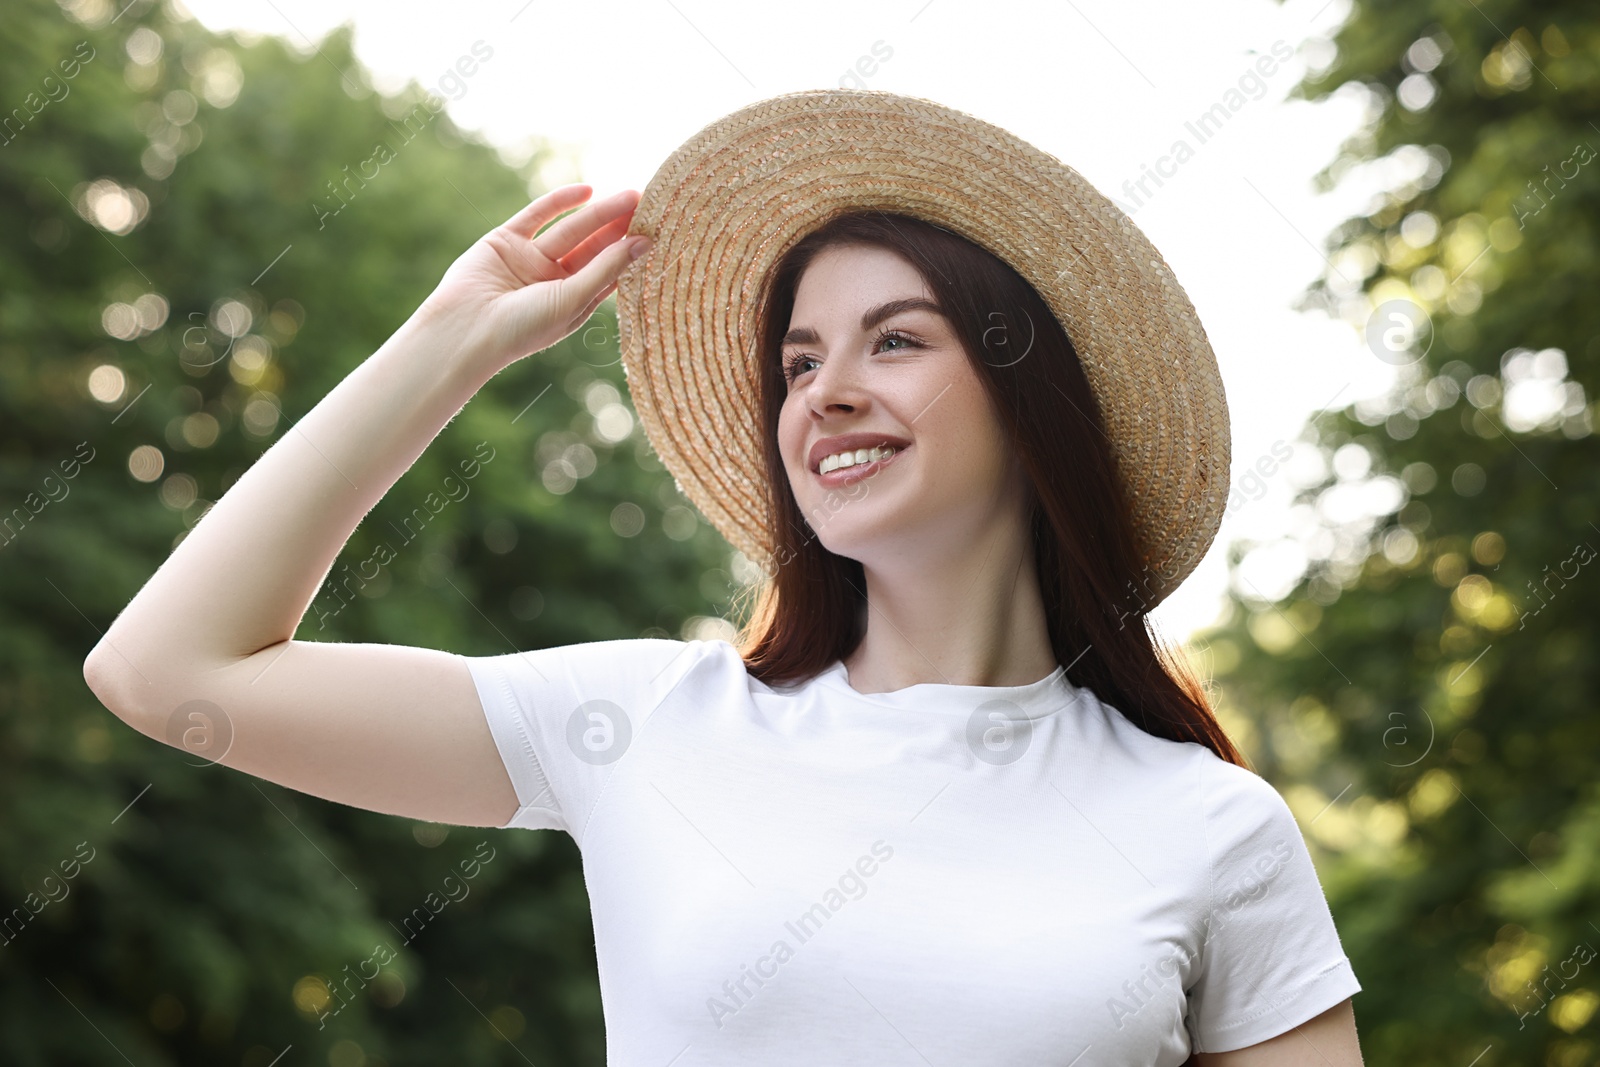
[780,329,923,384]
[781,353,818,382]
[873,329,922,352]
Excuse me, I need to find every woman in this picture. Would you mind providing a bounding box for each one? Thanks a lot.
[85,90,1363,1065]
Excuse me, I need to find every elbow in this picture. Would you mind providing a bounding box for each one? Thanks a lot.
[82,642,118,704]
[82,642,156,736]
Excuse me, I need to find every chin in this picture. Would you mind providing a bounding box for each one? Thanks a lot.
[792,474,925,555]
[813,514,910,558]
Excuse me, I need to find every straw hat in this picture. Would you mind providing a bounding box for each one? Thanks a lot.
[613,88,1230,609]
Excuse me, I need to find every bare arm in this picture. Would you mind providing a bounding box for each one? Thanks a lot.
[83,184,652,828]
[1195,998,1363,1067]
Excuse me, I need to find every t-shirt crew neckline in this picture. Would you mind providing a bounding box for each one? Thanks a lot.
[811,658,1075,718]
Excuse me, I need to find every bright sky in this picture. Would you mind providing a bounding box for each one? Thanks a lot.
[178,0,1404,649]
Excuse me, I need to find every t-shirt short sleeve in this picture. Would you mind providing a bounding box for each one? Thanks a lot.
[454,637,707,839]
[1183,753,1363,1053]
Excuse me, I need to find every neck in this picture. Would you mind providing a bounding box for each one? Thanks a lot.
[841,516,1056,694]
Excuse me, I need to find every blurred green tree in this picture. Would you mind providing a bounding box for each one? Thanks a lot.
[1196,1,1600,1062]
[0,0,730,1063]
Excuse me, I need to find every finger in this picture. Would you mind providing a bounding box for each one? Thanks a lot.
[572,280,617,328]
[533,189,641,262]
[558,233,650,321]
[559,213,634,275]
[499,184,592,240]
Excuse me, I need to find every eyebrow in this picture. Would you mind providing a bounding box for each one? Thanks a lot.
[780,297,944,348]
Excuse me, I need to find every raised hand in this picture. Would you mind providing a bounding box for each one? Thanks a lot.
[412,183,651,376]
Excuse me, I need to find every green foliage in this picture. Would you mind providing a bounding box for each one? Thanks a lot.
[15,0,1597,1060]
[0,0,730,1063]
[1197,0,1600,1060]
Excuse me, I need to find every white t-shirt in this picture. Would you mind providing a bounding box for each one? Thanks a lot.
[457,637,1361,1065]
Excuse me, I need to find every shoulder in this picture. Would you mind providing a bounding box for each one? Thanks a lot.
[1192,746,1291,826]
[465,635,715,673]
[458,636,740,709]
[1078,686,1222,785]
[1188,748,1312,904]
[1080,693,1296,851]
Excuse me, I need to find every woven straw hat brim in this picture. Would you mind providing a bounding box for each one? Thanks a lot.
[614,88,1230,609]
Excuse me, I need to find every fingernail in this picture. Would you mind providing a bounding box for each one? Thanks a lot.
[629,237,652,260]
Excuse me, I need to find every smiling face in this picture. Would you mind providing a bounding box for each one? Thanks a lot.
[775,243,1031,566]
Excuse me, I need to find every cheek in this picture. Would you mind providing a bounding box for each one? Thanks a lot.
[776,401,805,476]
[922,383,999,461]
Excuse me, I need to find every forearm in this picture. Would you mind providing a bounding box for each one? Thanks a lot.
[87,316,492,690]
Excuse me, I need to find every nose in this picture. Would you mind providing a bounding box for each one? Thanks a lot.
[804,352,869,419]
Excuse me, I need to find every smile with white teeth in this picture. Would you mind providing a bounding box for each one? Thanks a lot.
[819,445,897,474]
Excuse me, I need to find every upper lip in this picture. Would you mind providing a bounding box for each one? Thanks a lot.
[807,432,912,473]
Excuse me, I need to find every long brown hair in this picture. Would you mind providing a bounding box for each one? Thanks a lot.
[729,210,1244,769]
